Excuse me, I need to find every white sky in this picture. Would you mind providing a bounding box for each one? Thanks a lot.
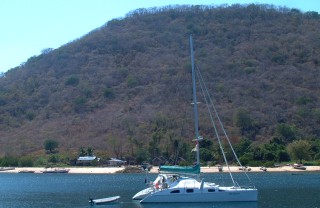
[0,0,319,73]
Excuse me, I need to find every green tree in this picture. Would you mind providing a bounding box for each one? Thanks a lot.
[234,109,253,134]
[26,112,36,121]
[110,136,122,158]
[79,147,86,156]
[239,153,254,166]
[74,96,86,113]
[0,156,19,167]
[104,88,115,99]
[87,147,94,156]
[65,76,79,86]
[263,137,287,162]
[199,148,213,162]
[200,139,213,149]
[276,124,297,142]
[18,156,34,167]
[234,109,258,139]
[148,131,162,158]
[48,154,59,163]
[234,138,252,157]
[41,48,53,54]
[287,140,311,163]
[126,75,138,88]
[44,139,59,154]
[135,148,150,164]
[252,146,264,161]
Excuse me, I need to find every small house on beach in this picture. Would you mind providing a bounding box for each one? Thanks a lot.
[76,156,100,166]
[108,158,127,167]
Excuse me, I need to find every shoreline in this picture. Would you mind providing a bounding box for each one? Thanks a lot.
[1,165,320,174]
[199,165,320,173]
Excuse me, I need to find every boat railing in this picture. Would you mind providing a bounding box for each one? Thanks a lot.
[239,185,256,189]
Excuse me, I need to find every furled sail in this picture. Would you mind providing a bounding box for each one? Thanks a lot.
[159,164,200,174]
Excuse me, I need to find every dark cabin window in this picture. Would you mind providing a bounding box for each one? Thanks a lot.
[208,189,215,192]
[170,190,180,193]
[186,189,194,193]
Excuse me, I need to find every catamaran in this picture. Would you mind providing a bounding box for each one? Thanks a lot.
[133,36,258,203]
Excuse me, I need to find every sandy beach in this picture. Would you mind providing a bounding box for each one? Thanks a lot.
[2,167,124,174]
[1,165,319,174]
[199,165,320,173]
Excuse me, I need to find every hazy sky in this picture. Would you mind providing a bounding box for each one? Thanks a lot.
[1,0,319,73]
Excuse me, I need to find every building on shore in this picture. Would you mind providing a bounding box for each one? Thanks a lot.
[108,158,127,167]
[76,156,100,166]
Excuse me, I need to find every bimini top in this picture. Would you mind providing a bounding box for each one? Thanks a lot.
[159,164,200,174]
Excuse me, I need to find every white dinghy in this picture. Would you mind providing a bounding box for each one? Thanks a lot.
[89,196,120,205]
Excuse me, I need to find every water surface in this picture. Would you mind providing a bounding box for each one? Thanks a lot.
[0,172,319,207]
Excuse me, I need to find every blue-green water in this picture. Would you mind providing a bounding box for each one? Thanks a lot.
[0,172,319,207]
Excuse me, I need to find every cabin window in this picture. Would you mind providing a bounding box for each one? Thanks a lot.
[186,189,194,193]
[170,190,180,193]
[208,189,215,192]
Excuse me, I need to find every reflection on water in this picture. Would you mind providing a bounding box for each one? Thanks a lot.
[90,201,257,208]
[138,202,258,208]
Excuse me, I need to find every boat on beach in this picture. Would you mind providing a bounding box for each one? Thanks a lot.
[42,168,70,173]
[0,167,15,171]
[18,170,35,173]
[293,164,306,170]
[132,36,258,203]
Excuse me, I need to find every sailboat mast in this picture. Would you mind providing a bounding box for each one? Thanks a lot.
[189,35,200,165]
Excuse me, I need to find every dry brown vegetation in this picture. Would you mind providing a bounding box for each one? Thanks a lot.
[0,4,319,161]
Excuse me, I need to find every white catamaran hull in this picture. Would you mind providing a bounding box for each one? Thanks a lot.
[134,175,257,203]
[140,189,257,203]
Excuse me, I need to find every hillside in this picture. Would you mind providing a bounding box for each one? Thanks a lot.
[0,4,320,160]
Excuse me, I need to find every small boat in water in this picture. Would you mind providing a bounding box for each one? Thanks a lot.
[42,168,70,173]
[89,196,120,205]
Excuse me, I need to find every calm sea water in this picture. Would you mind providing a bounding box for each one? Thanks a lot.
[0,172,319,208]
